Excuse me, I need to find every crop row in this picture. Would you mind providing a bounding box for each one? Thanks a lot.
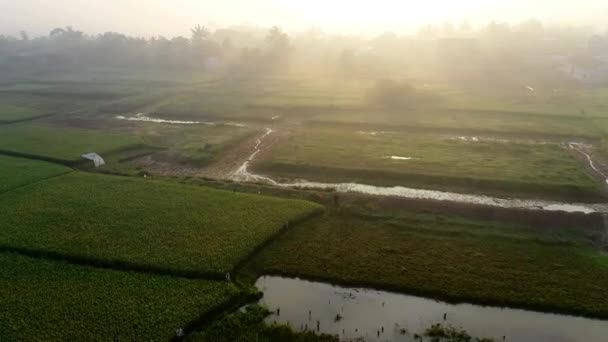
[0,252,242,341]
[0,172,323,275]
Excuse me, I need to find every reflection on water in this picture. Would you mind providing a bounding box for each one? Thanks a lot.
[256,276,608,342]
[116,113,247,127]
[277,181,605,214]
[383,156,415,161]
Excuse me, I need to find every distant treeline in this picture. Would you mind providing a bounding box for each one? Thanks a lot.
[0,25,290,74]
[1,20,607,81]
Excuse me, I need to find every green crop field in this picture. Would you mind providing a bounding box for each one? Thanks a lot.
[0,155,72,194]
[255,128,602,201]
[0,253,241,341]
[247,211,608,318]
[310,108,599,138]
[0,124,143,162]
[148,76,368,121]
[0,103,45,122]
[0,172,323,275]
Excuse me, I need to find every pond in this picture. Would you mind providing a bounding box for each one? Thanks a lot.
[256,276,608,342]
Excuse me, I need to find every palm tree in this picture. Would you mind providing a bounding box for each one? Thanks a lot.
[191,25,209,43]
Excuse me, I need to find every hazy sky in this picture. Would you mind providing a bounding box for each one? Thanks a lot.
[1,0,607,37]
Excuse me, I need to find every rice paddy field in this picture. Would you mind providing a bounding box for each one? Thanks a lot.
[255,127,603,201]
[309,108,599,139]
[0,103,46,123]
[0,172,322,275]
[2,73,608,340]
[0,124,143,163]
[0,155,72,194]
[0,253,241,341]
[246,211,608,318]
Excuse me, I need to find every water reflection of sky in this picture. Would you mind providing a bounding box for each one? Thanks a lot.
[257,276,608,342]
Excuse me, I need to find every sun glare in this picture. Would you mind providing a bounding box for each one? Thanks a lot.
[283,0,487,30]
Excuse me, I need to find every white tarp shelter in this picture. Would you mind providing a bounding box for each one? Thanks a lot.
[81,153,105,168]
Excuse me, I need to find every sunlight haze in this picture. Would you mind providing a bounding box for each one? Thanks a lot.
[1,0,607,37]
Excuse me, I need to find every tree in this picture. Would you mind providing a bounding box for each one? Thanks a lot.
[49,26,84,41]
[191,25,209,43]
[265,26,291,69]
[266,27,289,50]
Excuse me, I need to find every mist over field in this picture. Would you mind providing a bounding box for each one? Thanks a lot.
[2,2,608,342]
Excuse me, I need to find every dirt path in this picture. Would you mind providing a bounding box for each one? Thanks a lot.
[199,127,287,180]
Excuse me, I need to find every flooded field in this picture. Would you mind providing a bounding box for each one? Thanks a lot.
[256,276,608,342]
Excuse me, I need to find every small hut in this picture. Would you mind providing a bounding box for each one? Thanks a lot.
[81,153,105,168]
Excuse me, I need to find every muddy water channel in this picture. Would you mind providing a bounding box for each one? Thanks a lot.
[234,128,608,214]
[256,276,608,342]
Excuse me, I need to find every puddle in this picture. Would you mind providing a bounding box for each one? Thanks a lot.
[358,131,397,136]
[457,136,480,142]
[383,156,415,161]
[232,128,608,214]
[448,136,545,144]
[256,276,608,342]
[116,113,246,127]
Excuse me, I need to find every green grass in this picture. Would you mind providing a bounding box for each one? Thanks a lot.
[0,155,72,194]
[256,128,602,201]
[0,253,241,341]
[0,103,45,122]
[0,124,143,163]
[94,123,255,175]
[247,212,608,318]
[0,172,323,275]
[187,305,338,342]
[311,108,598,138]
[136,123,254,166]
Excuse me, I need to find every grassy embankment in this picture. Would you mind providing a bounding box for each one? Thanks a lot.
[187,305,339,342]
[255,128,603,201]
[243,208,608,319]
